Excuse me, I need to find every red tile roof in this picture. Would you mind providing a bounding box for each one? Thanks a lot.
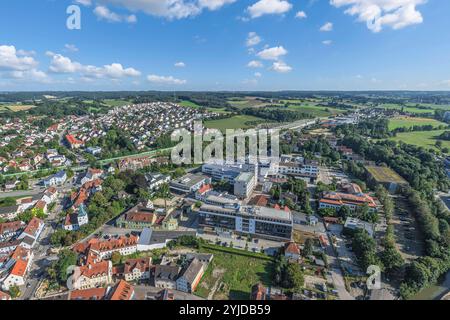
[0,221,24,235]
[248,195,269,207]
[124,258,151,275]
[69,288,108,300]
[79,261,110,278]
[65,134,83,146]
[110,280,134,301]
[10,259,28,277]
[23,217,43,237]
[285,242,301,255]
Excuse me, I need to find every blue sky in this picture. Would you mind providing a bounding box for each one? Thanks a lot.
[0,0,449,91]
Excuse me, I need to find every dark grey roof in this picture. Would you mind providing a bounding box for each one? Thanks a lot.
[155,265,180,281]
[20,235,35,246]
[0,206,19,215]
[179,259,203,284]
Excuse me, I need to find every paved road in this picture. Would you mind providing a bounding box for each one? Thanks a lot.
[19,198,63,300]
[0,188,44,199]
[322,223,355,300]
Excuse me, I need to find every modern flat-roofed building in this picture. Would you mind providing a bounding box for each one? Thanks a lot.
[169,173,211,194]
[277,162,319,180]
[195,190,241,207]
[198,204,293,241]
[234,172,256,199]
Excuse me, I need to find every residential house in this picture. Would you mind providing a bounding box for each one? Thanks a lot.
[74,235,139,261]
[17,217,44,249]
[0,221,25,241]
[284,242,301,261]
[109,280,135,300]
[69,287,109,300]
[80,168,104,185]
[1,246,33,291]
[123,258,152,282]
[145,173,171,192]
[72,261,113,290]
[43,170,67,187]
[116,203,157,230]
[64,204,89,231]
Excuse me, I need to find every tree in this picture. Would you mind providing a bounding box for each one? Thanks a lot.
[303,238,314,257]
[111,251,122,265]
[54,250,78,284]
[338,206,352,219]
[9,285,21,299]
[286,263,305,292]
[157,183,171,212]
[380,245,404,275]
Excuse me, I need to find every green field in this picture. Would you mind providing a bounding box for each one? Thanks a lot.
[286,104,344,116]
[195,245,275,300]
[204,115,264,131]
[179,100,230,114]
[179,100,201,108]
[227,97,280,109]
[101,99,131,107]
[388,117,448,130]
[378,103,450,114]
[387,130,450,152]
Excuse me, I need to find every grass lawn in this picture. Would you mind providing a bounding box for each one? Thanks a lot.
[388,117,448,130]
[387,129,450,152]
[204,115,264,131]
[195,245,275,300]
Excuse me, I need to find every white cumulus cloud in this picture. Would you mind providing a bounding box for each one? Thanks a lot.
[247,60,264,68]
[94,6,137,23]
[89,0,235,20]
[295,11,307,19]
[330,0,426,32]
[174,61,186,68]
[246,32,262,47]
[257,46,287,60]
[320,22,333,31]
[0,45,38,71]
[47,52,140,79]
[248,0,293,19]
[147,74,187,85]
[270,61,292,73]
